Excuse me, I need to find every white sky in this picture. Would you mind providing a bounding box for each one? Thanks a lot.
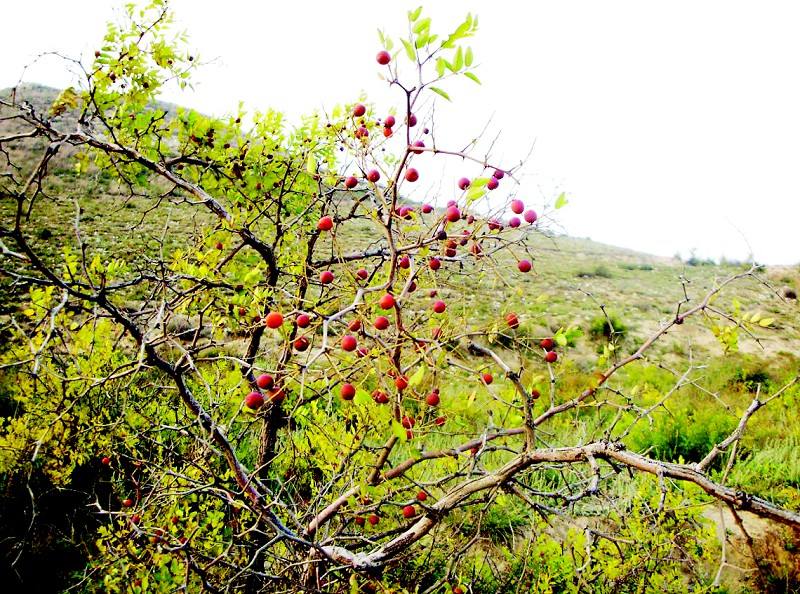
[4,1,800,265]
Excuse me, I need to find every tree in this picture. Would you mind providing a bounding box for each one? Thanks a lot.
[0,2,798,592]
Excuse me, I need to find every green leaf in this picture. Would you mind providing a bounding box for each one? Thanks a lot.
[413,17,431,34]
[465,47,474,67]
[409,365,426,386]
[354,389,372,406]
[759,317,774,327]
[555,192,568,209]
[436,58,447,78]
[408,6,422,22]
[401,38,416,62]
[465,185,486,203]
[453,46,464,71]
[430,86,451,101]
[464,72,481,85]
[471,177,490,188]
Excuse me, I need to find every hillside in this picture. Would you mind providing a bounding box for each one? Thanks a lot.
[3,84,799,359]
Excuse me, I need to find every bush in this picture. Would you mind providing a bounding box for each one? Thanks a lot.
[588,313,627,340]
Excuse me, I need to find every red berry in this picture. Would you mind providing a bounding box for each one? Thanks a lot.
[382,126,393,138]
[446,206,461,222]
[367,169,381,183]
[510,199,525,214]
[340,383,356,400]
[345,176,358,189]
[320,270,334,284]
[348,319,361,332]
[524,209,538,224]
[372,390,390,404]
[453,587,465,594]
[482,373,493,385]
[395,375,409,391]
[378,293,395,310]
[245,391,265,409]
[411,140,425,154]
[432,300,446,314]
[374,316,390,330]
[540,338,555,351]
[368,514,380,525]
[429,257,441,271]
[545,351,558,363]
[457,177,471,190]
[518,259,532,273]
[405,168,419,182]
[416,491,428,502]
[398,255,410,269]
[531,388,541,399]
[426,391,440,406]
[421,203,433,213]
[238,307,247,317]
[407,113,417,127]
[256,374,274,389]
[296,313,311,328]
[341,335,357,352]
[434,416,446,426]
[355,126,369,139]
[356,268,369,280]
[509,216,521,228]
[376,50,391,65]
[265,311,284,329]
[355,516,365,526]
[122,498,133,507]
[294,336,310,351]
[353,103,366,117]
[384,114,396,127]
[101,456,111,466]
[317,216,333,231]
[131,514,141,524]
[401,415,416,429]
[487,178,499,190]
[505,313,519,329]
[493,169,505,179]
[268,387,286,403]
[215,241,223,250]
[402,505,416,519]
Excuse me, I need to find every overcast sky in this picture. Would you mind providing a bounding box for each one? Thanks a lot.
[4,1,799,264]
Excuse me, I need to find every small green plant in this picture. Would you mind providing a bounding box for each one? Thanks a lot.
[588,313,627,340]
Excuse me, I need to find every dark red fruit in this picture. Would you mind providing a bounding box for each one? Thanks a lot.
[379,293,395,309]
[341,335,357,352]
[245,391,265,409]
[353,103,366,117]
[376,50,391,65]
[340,383,356,400]
[256,374,274,389]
